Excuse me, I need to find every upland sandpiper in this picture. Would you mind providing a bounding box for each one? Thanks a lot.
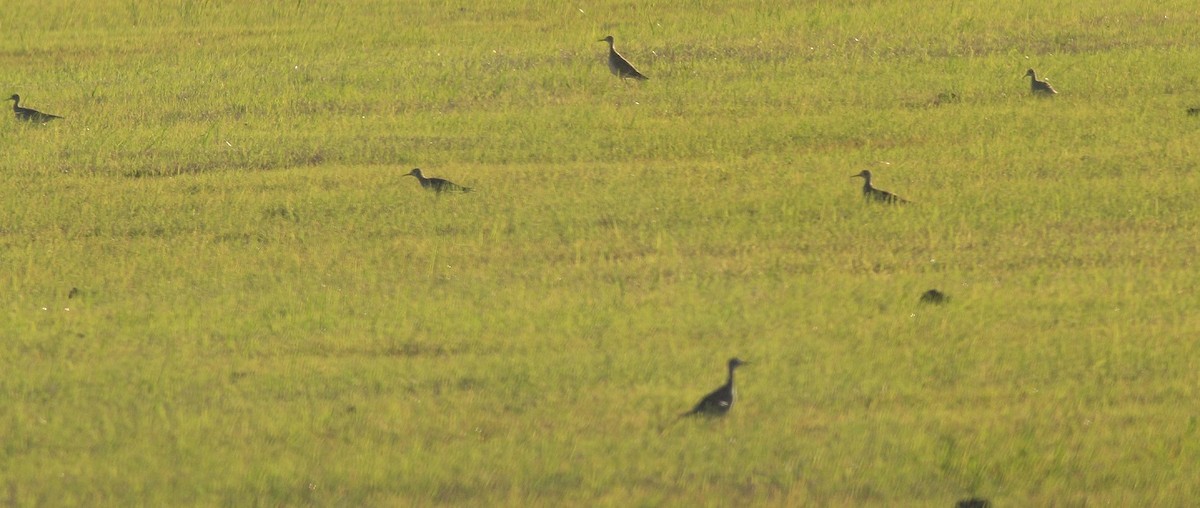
[8,94,63,122]
[920,289,948,304]
[404,168,472,194]
[1025,68,1057,95]
[682,358,746,417]
[599,35,649,81]
[852,170,909,204]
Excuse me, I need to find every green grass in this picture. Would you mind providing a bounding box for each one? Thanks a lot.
[4,0,1200,505]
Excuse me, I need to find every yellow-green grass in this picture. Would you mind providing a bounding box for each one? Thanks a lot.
[3,0,1200,505]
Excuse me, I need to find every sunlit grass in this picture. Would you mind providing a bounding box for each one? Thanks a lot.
[3,0,1200,505]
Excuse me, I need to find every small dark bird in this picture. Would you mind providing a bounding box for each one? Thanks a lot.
[955,498,991,508]
[1187,107,1200,116]
[682,358,746,417]
[934,91,960,106]
[920,289,948,304]
[1024,68,1057,95]
[851,170,909,204]
[68,287,80,299]
[7,94,63,122]
[404,168,471,193]
[599,35,649,81]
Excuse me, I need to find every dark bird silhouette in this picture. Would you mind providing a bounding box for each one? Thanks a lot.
[1025,68,1057,95]
[682,358,746,417]
[1187,107,1200,116]
[933,91,960,106]
[8,94,63,122]
[599,35,649,81]
[955,498,991,508]
[851,170,909,204]
[404,168,471,193]
[920,289,949,304]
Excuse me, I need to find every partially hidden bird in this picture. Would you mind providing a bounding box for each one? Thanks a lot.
[8,94,63,123]
[1024,68,1057,95]
[404,168,471,193]
[955,498,991,508]
[920,289,949,304]
[852,170,909,204]
[598,35,649,81]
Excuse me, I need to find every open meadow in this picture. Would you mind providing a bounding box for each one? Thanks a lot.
[3,0,1200,505]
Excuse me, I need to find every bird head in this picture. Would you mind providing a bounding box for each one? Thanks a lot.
[851,170,871,179]
[405,168,423,178]
[1025,68,1036,77]
[7,94,18,102]
[728,358,746,370]
[598,35,614,44]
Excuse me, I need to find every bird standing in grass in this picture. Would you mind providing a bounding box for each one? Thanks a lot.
[7,94,63,123]
[598,35,648,81]
[920,289,949,304]
[1025,68,1057,95]
[404,168,471,194]
[682,358,746,417]
[955,498,991,508]
[851,170,909,204]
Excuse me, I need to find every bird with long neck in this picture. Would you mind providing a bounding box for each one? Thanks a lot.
[658,358,748,434]
[682,358,746,417]
[852,170,909,204]
[7,94,63,123]
[1025,68,1057,95]
[598,35,648,81]
[404,168,471,194]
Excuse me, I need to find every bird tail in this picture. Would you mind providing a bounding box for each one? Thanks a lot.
[658,412,693,435]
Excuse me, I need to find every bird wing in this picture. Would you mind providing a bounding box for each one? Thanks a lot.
[610,51,648,80]
[688,387,729,414]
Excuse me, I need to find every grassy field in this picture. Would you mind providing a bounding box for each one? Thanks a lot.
[4,0,1200,505]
